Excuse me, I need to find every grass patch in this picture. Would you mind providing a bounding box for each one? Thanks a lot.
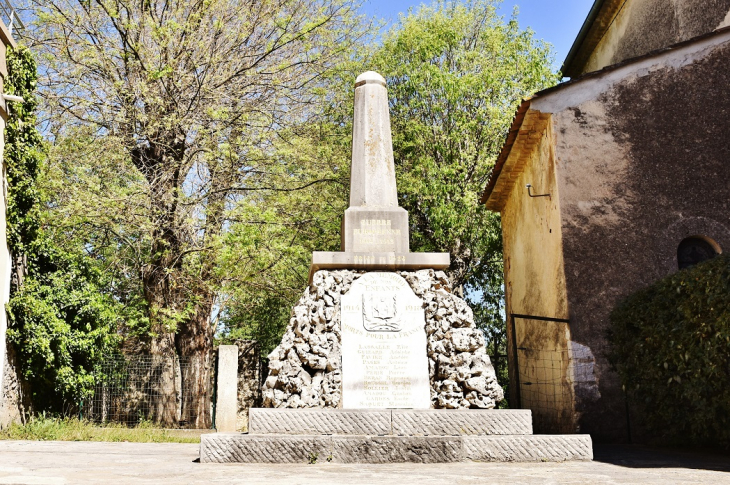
[0,416,202,443]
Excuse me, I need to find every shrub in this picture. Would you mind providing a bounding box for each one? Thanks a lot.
[609,254,730,446]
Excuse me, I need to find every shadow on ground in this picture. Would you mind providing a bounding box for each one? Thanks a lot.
[594,444,730,472]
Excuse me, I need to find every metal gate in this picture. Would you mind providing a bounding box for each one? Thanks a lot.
[509,314,583,434]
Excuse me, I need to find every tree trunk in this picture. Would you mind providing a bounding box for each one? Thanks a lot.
[148,329,177,426]
[174,175,226,429]
[131,130,188,427]
[175,293,214,429]
[142,227,182,427]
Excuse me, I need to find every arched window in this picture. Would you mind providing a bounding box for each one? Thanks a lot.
[677,236,720,270]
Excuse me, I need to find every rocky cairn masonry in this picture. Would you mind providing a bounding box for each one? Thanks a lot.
[263,269,503,409]
[201,71,593,463]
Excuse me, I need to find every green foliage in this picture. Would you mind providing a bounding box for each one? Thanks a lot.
[6,245,123,409]
[609,255,730,446]
[0,415,200,443]
[217,119,350,355]
[4,46,43,257]
[4,47,125,412]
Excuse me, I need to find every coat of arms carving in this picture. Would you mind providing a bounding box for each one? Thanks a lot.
[362,293,402,332]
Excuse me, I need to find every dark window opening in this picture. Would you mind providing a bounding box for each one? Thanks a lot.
[677,237,719,270]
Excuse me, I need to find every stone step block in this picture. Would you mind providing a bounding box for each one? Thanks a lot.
[248,408,533,436]
[464,435,593,462]
[328,436,462,464]
[200,434,330,464]
[391,409,532,436]
[249,409,391,436]
[200,433,593,464]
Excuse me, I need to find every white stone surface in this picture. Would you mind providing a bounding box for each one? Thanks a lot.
[248,408,533,436]
[342,207,409,254]
[349,71,397,209]
[342,71,411,254]
[215,345,239,432]
[341,272,430,409]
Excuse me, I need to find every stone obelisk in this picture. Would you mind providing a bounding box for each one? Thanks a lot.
[310,72,449,280]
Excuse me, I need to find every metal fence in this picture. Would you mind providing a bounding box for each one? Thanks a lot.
[516,347,597,433]
[510,314,598,434]
[82,355,211,429]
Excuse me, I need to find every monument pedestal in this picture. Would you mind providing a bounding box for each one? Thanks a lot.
[308,251,450,282]
[199,408,593,463]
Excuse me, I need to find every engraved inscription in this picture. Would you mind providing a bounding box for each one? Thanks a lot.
[353,219,401,248]
[353,254,406,265]
[341,272,430,409]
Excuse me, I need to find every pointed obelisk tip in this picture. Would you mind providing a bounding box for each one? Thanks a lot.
[355,71,386,87]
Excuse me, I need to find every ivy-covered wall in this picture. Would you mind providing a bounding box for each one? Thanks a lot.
[0,31,18,428]
[3,47,123,415]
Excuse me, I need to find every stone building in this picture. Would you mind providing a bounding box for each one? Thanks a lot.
[481,0,730,442]
[0,11,21,428]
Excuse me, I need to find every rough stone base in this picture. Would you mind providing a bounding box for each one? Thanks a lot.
[464,435,593,462]
[263,269,504,410]
[200,433,592,464]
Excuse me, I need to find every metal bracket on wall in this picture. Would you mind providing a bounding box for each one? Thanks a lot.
[526,184,550,198]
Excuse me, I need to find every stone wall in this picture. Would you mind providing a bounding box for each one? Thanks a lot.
[532,31,730,441]
[235,340,261,431]
[1,344,27,428]
[0,20,16,429]
[263,269,503,409]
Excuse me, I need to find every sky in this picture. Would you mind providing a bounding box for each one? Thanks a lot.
[359,0,596,72]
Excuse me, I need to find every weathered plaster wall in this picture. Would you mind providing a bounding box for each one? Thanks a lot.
[500,122,576,433]
[582,0,730,75]
[534,32,730,442]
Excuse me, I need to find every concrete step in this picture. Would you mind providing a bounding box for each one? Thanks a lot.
[248,408,533,436]
[200,433,593,464]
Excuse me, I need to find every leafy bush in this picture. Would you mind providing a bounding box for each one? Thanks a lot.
[609,254,730,446]
[6,244,122,410]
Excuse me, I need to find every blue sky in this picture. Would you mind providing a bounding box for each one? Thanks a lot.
[360,0,595,71]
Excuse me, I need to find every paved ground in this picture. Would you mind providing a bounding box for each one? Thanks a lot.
[0,440,729,484]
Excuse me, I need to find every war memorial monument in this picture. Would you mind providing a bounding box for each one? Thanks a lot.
[200,72,592,463]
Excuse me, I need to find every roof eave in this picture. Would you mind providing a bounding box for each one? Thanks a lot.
[480,97,533,209]
[561,0,607,77]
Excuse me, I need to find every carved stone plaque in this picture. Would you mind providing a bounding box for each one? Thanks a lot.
[341,272,430,409]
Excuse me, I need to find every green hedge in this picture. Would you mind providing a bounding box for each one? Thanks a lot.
[609,254,730,446]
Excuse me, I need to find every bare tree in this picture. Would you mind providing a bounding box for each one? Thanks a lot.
[21,0,366,427]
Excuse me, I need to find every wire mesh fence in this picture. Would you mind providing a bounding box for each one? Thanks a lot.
[510,314,599,434]
[82,355,212,429]
[516,347,597,433]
